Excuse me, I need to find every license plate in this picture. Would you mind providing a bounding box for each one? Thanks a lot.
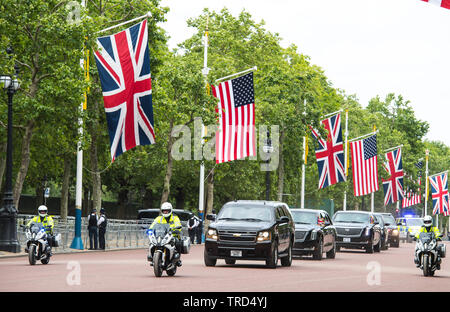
[230,250,242,257]
[343,237,351,243]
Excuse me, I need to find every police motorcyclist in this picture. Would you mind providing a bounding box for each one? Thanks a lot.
[414,215,442,268]
[149,202,183,267]
[26,205,54,255]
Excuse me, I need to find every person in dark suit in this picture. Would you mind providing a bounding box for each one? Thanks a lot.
[87,209,98,250]
[98,208,107,250]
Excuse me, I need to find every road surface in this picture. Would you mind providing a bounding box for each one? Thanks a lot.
[1,241,449,292]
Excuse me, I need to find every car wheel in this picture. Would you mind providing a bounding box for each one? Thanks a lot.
[204,249,217,267]
[366,239,374,254]
[312,237,323,260]
[326,239,336,259]
[225,259,236,265]
[374,239,381,253]
[266,242,278,268]
[280,241,292,267]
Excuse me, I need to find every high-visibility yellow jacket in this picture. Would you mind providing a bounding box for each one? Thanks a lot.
[149,214,182,239]
[415,226,441,239]
[27,215,54,234]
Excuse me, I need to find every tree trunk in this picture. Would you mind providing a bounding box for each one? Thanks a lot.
[13,120,35,210]
[89,100,102,212]
[161,120,175,204]
[60,155,72,221]
[277,129,285,202]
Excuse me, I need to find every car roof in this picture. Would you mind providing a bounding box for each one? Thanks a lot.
[334,210,371,214]
[290,208,326,214]
[224,200,288,208]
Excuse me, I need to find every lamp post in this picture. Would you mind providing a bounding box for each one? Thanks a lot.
[263,130,273,201]
[0,48,21,252]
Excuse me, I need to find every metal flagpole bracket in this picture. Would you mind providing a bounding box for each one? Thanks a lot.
[428,170,449,178]
[320,109,343,119]
[348,130,379,143]
[215,66,257,83]
[96,12,152,35]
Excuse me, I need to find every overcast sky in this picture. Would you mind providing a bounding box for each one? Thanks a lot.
[159,0,450,147]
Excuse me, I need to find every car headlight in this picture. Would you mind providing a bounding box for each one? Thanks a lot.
[257,231,271,242]
[365,227,371,236]
[311,230,317,241]
[206,228,218,241]
[392,229,398,235]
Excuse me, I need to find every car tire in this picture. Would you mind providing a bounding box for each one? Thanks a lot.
[366,240,374,254]
[266,242,278,268]
[374,239,381,253]
[225,259,236,265]
[204,249,217,267]
[326,239,336,259]
[312,237,323,260]
[280,241,292,267]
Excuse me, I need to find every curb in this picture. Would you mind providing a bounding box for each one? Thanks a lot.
[0,247,147,259]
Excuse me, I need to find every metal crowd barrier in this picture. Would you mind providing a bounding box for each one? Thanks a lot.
[16,214,153,251]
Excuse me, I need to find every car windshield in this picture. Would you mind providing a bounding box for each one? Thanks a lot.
[218,205,272,222]
[374,215,384,226]
[333,212,369,224]
[381,215,396,225]
[406,219,423,227]
[291,211,318,224]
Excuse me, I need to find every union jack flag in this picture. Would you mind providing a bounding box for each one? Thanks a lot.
[310,113,346,189]
[382,148,404,206]
[421,0,450,10]
[429,172,449,216]
[94,19,155,161]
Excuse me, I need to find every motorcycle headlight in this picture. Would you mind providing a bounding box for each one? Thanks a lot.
[206,228,218,241]
[162,234,171,245]
[257,231,271,242]
[429,241,436,249]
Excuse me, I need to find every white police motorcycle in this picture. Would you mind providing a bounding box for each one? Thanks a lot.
[24,222,54,265]
[146,223,190,277]
[414,232,446,276]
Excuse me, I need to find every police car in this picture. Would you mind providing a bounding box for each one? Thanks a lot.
[395,217,423,243]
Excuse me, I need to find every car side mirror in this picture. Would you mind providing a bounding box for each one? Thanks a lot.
[374,221,379,225]
[206,214,216,221]
[438,234,443,238]
[277,216,290,224]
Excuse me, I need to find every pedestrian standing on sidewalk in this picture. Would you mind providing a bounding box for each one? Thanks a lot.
[188,213,199,244]
[98,208,108,250]
[87,209,98,250]
[196,214,203,244]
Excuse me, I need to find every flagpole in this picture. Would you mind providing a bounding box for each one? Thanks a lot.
[70,0,87,250]
[343,109,349,211]
[199,16,210,225]
[424,149,429,216]
[215,66,257,83]
[301,99,306,209]
[96,12,152,34]
[371,125,376,213]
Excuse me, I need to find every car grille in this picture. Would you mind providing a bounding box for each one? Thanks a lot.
[295,231,308,240]
[336,227,363,236]
[218,230,257,242]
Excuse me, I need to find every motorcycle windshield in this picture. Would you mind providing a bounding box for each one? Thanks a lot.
[419,232,434,243]
[29,222,45,234]
[152,223,171,238]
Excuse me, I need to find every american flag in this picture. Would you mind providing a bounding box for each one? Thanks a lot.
[429,172,449,216]
[382,148,404,205]
[350,134,379,196]
[421,0,450,9]
[310,113,346,189]
[212,72,256,164]
[94,19,155,161]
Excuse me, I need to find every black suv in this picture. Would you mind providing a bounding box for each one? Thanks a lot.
[374,213,389,250]
[290,209,337,260]
[332,210,382,253]
[204,200,295,268]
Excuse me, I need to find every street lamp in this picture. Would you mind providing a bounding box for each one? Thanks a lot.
[0,48,21,253]
[263,130,273,201]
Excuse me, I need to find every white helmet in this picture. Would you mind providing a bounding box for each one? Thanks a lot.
[38,205,48,217]
[423,215,432,228]
[161,202,173,218]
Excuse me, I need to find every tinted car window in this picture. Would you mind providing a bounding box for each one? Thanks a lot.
[333,212,370,223]
[138,210,159,219]
[406,219,423,227]
[291,211,318,224]
[218,205,273,222]
[381,214,396,225]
